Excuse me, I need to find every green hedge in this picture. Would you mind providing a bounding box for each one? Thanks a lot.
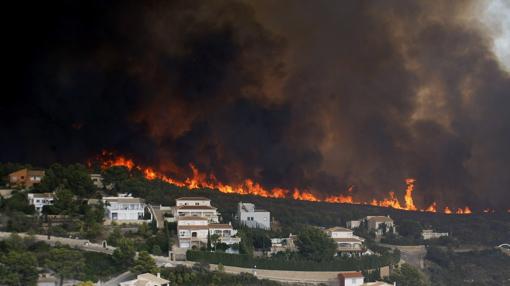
[187,250,393,271]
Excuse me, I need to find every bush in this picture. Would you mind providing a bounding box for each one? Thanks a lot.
[186,250,393,271]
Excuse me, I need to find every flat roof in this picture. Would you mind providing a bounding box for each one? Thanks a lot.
[28,192,54,198]
[103,197,144,203]
[176,196,210,201]
[177,205,216,210]
[178,216,208,220]
[333,237,364,243]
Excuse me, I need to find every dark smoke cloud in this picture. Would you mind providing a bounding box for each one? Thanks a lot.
[1,0,509,210]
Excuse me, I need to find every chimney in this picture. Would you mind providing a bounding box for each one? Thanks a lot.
[157,273,161,278]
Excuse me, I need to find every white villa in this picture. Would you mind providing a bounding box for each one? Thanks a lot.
[27,192,54,213]
[173,197,219,223]
[120,273,169,286]
[174,197,239,249]
[270,234,298,255]
[324,227,364,254]
[237,202,271,230]
[366,216,395,235]
[422,229,448,240]
[338,272,365,286]
[102,194,150,223]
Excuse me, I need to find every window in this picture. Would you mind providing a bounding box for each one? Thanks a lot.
[195,202,199,205]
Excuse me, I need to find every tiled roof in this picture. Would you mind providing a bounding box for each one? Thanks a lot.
[368,216,393,222]
[208,223,233,229]
[29,192,54,198]
[338,271,363,278]
[326,226,352,232]
[177,225,209,230]
[137,273,169,284]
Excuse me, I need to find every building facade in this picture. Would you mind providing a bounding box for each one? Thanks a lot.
[103,195,149,222]
[9,168,45,188]
[338,272,365,286]
[324,227,364,254]
[27,193,54,213]
[173,197,219,223]
[237,202,271,230]
[422,229,448,240]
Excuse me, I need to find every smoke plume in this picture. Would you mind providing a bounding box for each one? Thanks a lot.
[1,0,509,210]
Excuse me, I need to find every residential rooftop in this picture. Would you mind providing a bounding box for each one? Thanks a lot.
[176,196,210,201]
[177,205,216,210]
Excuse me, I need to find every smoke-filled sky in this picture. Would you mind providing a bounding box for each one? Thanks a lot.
[2,0,509,210]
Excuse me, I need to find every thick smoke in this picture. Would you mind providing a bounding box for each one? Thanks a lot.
[1,0,509,210]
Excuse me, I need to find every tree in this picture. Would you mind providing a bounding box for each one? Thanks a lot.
[387,264,429,286]
[131,251,158,274]
[107,226,122,246]
[151,245,162,256]
[36,163,95,197]
[112,238,136,268]
[45,248,85,286]
[0,251,38,286]
[210,233,220,251]
[397,220,423,239]
[102,166,130,193]
[295,227,337,262]
[52,187,76,214]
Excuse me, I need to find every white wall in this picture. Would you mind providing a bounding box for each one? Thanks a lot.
[330,231,353,238]
[177,220,208,226]
[176,199,211,207]
[239,210,270,229]
[344,277,364,286]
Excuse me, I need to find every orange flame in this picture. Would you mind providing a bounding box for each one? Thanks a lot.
[425,202,437,213]
[91,152,484,214]
[404,178,417,211]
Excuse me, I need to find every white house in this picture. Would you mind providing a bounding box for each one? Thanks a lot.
[270,234,298,255]
[346,220,361,229]
[120,273,169,286]
[173,197,219,223]
[237,202,271,230]
[422,229,448,240]
[209,223,240,245]
[366,216,394,235]
[176,216,209,248]
[324,227,364,253]
[338,272,365,286]
[102,195,149,223]
[27,193,55,213]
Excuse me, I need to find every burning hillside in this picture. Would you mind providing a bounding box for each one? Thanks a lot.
[90,151,481,215]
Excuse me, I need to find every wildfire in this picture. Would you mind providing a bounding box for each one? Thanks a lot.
[425,202,437,213]
[91,152,486,214]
